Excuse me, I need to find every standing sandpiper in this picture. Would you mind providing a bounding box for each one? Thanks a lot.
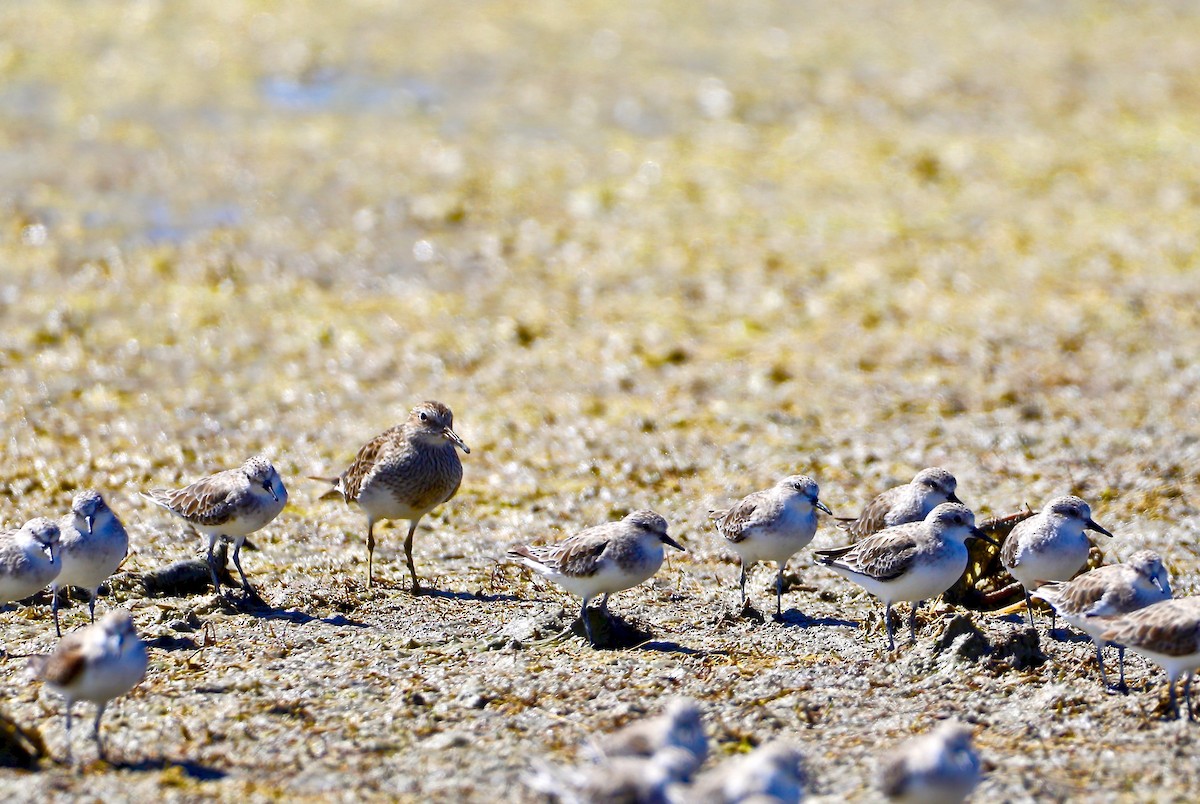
[879,721,982,804]
[710,475,831,617]
[815,503,996,651]
[1096,596,1200,720]
[507,510,684,646]
[142,455,288,599]
[0,517,61,609]
[1032,550,1172,691]
[311,401,469,592]
[53,490,129,636]
[1001,495,1113,629]
[31,609,148,762]
[837,467,962,540]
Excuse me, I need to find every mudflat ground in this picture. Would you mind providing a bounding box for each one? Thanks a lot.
[2,1,1200,801]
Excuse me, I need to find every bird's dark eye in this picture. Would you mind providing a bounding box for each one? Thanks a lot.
[419,412,428,421]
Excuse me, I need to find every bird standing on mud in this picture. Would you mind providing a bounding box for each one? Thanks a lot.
[311,400,470,592]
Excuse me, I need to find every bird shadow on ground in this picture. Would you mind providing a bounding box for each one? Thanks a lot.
[235,602,371,629]
[775,609,860,629]
[419,587,527,604]
[103,756,227,780]
[567,611,722,653]
[719,603,858,630]
[1045,628,1091,644]
[636,641,720,657]
[144,635,201,652]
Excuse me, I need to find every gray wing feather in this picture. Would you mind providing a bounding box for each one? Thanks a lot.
[840,487,899,539]
[711,491,771,543]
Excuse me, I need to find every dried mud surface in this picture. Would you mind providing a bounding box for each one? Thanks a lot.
[2,1,1200,801]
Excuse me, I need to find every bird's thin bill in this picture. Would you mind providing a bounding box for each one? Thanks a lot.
[1085,519,1114,538]
[661,534,686,551]
[816,501,833,515]
[948,492,963,504]
[443,427,471,454]
[969,528,1000,548]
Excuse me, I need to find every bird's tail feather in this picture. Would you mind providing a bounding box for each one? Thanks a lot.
[813,544,856,565]
[307,475,345,502]
[139,490,172,510]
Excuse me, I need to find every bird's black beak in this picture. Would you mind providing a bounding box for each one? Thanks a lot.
[263,481,279,502]
[443,426,471,454]
[1085,519,1114,538]
[815,500,833,516]
[948,492,963,504]
[661,534,685,551]
[85,515,95,536]
[969,527,1000,548]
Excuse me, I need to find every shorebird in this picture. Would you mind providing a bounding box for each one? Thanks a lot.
[31,609,148,761]
[142,455,288,599]
[525,746,696,804]
[507,510,684,646]
[1096,596,1200,719]
[0,517,61,609]
[53,490,129,636]
[594,697,707,776]
[527,698,706,804]
[710,475,831,617]
[311,401,469,592]
[837,467,961,540]
[1001,495,1113,628]
[689,742,806,804]
[879,721,982,804]
[1032,550,1172,691]
[815,503,996,651]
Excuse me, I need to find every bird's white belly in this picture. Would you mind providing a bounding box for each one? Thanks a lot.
[1011,539,1089,587]
[556,555,664,599]
[58,541,127,591]
[730,517,817,566]
[0,555,60,603]
[55,652,147,704]
[832,549,967,605]
[197,496,287,538]
[355,481,425,521]
[1130,647,1200,681]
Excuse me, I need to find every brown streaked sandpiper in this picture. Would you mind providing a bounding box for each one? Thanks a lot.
[1096,596,1200,720]
[311,400,469,592]
[879,721,982,804]
[30,609,148,762]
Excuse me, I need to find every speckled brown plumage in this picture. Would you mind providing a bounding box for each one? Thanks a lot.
[1100,598,1200,658]
[313,400,470,591]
